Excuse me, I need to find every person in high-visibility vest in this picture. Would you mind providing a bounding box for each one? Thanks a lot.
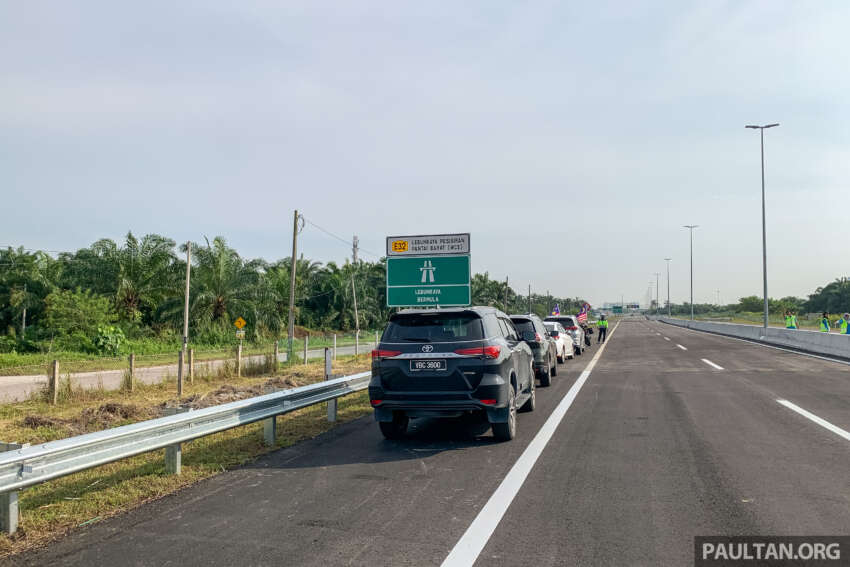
[837,313,850,335]
[597,315,609,343]
[784,310,798,330]
[820,312,831,332]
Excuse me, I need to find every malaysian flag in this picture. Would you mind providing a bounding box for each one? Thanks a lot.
[551,303,560,316]
[577,303,590,323]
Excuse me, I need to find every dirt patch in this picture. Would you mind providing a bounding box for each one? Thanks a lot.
[161,373,314,411]
[78,403,150,429]
[21,403,152,435]
[21,415,68,430]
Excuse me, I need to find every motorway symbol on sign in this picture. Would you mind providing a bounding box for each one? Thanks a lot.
[234,317,246,329]
[386,255,471,307]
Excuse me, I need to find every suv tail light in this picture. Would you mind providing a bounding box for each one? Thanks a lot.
[567,326,579,331]
[371,349,401,359]
[455,346,501,359]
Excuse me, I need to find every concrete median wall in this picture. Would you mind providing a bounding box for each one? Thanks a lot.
[659,318,850,360]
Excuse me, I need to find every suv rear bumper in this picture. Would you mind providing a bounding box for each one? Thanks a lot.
[369,372,510,422]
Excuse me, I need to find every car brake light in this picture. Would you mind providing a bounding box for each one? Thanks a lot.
[454,346,501,359]
[371,349,401,359]
[567,326,578,331]
[479,399,497,405]
[370,399,382,406]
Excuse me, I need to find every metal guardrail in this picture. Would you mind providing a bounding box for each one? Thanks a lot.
[0,371,371,505]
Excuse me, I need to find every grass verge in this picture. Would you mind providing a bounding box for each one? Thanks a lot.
[0,355,372,557]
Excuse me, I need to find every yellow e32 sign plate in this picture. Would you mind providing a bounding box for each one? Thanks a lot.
[391,240,409,253]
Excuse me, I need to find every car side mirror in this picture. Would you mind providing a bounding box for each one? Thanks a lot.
[521,330,536,342]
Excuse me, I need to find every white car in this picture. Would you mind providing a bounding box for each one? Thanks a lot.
[544,315,586,356]
[543,321,571,362]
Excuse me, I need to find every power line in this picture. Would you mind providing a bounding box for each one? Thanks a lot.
[301,218,382,259]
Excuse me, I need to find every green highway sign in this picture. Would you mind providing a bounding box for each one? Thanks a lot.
[386,254,471,307]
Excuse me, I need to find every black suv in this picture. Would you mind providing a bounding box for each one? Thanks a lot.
[369,307,535,442]
[509,314,557,387]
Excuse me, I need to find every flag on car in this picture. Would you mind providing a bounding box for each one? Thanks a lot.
[551,304,560,316]
[577,303,590,323]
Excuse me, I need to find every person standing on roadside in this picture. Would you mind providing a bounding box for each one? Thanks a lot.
[784,310,798,330]
[597,315,609,343]
[837,313,850,335]
[820,312,831,332]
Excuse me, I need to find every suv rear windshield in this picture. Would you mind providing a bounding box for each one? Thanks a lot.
[383,313,484,342]
[510,318,535,334]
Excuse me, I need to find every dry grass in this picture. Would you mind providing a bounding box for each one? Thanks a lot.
[0,355,372,557]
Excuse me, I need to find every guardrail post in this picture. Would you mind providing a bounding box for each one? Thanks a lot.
[50,360,59,405]
[236,343,242,378]
[273,341,280,372]
[177,350,184,397]
[263,416,276,446]
[303,335,308,365]
[188,348,194,383]
[0,442,29,535]
[325,348,336,422]
[162,407,190,474]
[333,334,337,360]
[127,353,135,392]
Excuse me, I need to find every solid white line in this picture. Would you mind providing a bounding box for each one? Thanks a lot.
[701,358,724,370]
[440,322,619,567]
[777,399,850,442]
[676,344,688,351]
[663,337,671,341]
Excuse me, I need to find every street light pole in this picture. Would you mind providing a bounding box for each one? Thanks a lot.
[683,225,699,320]
[746,123,779,330]
[664,258,672,317]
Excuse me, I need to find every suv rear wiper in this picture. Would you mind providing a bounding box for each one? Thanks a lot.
[401,337,431,342]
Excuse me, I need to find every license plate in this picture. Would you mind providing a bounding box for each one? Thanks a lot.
[410,359,447,372]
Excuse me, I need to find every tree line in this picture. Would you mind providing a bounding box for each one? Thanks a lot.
[0,233,586,355]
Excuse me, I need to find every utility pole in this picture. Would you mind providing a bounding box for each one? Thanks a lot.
[504,277,509,313]
[287,210,302,361]
[664,258,672,317]
[716,289,721,306]
[683,225,699,320]
[21,283,26,336]
[182,242,191,351]
[654,273,661,315]
[352,235,359,264]
[547,290,551,316]
[528,284,531,314]
[351,274,360,351]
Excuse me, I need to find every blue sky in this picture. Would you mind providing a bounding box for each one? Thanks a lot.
[2,1,848,306]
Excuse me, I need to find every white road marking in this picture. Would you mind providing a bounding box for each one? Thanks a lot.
[663,337,671,341]
[676,344,688,351]
[701,358,724,370]
[660,322,850,368]
[777,399,850,442]
[440,323,619,567]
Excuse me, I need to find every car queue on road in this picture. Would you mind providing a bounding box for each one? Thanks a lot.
[368,306,599,442]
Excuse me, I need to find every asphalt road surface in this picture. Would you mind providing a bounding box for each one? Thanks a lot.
[0,344,373,402]
[13,320,850,566]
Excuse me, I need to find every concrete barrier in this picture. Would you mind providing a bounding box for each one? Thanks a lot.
[657,318,850,360]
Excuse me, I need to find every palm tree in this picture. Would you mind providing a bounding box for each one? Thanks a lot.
[187,237,263,329]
